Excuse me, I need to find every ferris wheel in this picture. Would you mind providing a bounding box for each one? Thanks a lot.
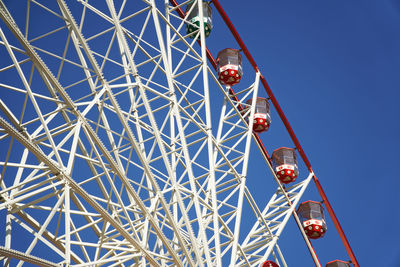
[0,1,359,266]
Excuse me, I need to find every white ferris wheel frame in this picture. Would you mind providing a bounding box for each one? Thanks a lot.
[0,0,334,266]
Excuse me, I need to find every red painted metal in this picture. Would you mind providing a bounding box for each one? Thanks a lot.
[313,176,359,267]
[168,1,358,266]
[211,0,312,170]
[211,1,359,266]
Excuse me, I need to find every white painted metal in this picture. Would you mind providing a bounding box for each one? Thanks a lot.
[0,1,317,266]
[237,173,314,266]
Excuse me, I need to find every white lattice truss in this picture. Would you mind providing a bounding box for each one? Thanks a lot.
[0,1,314,266]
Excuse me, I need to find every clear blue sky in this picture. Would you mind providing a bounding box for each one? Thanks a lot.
[214,0,400,266]
[1,1,400,266]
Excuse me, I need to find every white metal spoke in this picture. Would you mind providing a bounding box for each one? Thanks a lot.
[0,1,325,266]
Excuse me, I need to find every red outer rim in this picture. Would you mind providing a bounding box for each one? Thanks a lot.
[169,1,358,267]
[211,1,359,266]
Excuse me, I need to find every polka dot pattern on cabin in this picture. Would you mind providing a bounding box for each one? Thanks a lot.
[218,68,242,86]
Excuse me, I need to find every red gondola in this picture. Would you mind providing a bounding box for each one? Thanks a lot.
[297,201,327,239]
[246,97,271,133]
[272,147,298,184]
[262,260,279,267]
[217,48,242,86]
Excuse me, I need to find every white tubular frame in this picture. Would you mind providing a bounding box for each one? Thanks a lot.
[0,1,318,266]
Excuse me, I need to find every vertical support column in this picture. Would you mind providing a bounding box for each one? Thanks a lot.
[5,211,12,250]
[230,72,261,265]
[64,182,71,266]
[196,0,222,264]
[164,0,179,255]
[149,1,213,265]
